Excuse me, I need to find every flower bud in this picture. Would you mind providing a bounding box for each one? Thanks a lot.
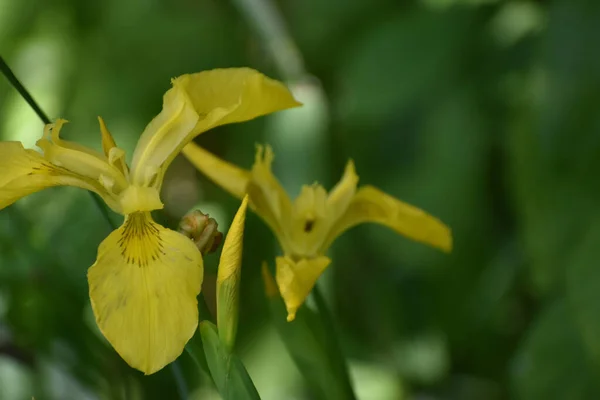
[217,195,249,351]
[178,210,223,255]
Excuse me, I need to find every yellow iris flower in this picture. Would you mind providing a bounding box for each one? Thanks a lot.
[182,143,453,321]
[0,68,300,374]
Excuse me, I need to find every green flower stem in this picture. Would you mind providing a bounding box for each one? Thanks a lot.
[0,55,51,125]
[312,285,357,400]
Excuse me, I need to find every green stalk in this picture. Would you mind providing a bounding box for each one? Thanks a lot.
[0,56,51,125]
[312,285,357,400]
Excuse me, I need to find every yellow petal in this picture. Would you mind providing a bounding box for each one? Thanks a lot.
[98,117,129,177]
[42,119,104,158]
[275,256,331,322]
[216,195,249,350]
[286,183,330,256]
[324,185,452,253]
[327,160,359,221]
[118,185,163,214]
[0,141,120,212]
[87,212,203,374]
[182,142,250,199]
[130,68,301,185]
[282,161,357,257]
[36,120,129,195]
[246,145,292,246]
[183,143,292,250]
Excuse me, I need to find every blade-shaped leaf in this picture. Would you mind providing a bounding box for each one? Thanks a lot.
[567,215,600,370]
[510,300,600,400]
[266,283,355,400]
[199,321,261,400]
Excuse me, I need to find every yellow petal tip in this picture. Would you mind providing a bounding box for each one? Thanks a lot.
[286,310,297,322]
[441,230,453,253]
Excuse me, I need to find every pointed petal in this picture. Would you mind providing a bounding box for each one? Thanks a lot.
[43,119,104,158]
[98,117,129,177]
[182,142,250,199]
[327,160,359,221]
[87,212,203,374]
[325,185,452,253]
[216,195,249,350]
[275,256,331,322]
[131,68,301,184]
[246,145,292,247]
[0,141,120,211]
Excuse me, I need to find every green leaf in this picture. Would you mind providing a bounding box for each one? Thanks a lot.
[267,289,355,400]
[199,321,261,400]
[510,300,600,400]
[567,215,600,370]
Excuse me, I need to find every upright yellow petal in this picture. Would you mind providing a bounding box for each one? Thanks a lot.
[36,120,129,195]
[324,185,452,253]
[98,117,129,177]
[182,142,250,199]
[275,256,331,322]
[42,118,104,158]
[87,212,203,375]
[246,145,292,245]
[0,141,120,212]
[216,196,249,351]
[286,184,330,257]
[130,68,301,185]
[327,160,359,222]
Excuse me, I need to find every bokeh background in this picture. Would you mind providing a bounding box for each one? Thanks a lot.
[1,0,599,399]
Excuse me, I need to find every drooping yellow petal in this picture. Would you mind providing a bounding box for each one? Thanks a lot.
[87,212,203,375]
[182,142,250,199]
[216,195,249,351]
[324,185,452,253]
[275,256,331,322]
[130,68,301,185]
[0,141,120,212]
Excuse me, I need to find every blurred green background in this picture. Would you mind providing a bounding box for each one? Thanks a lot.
[1,0,599,399]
